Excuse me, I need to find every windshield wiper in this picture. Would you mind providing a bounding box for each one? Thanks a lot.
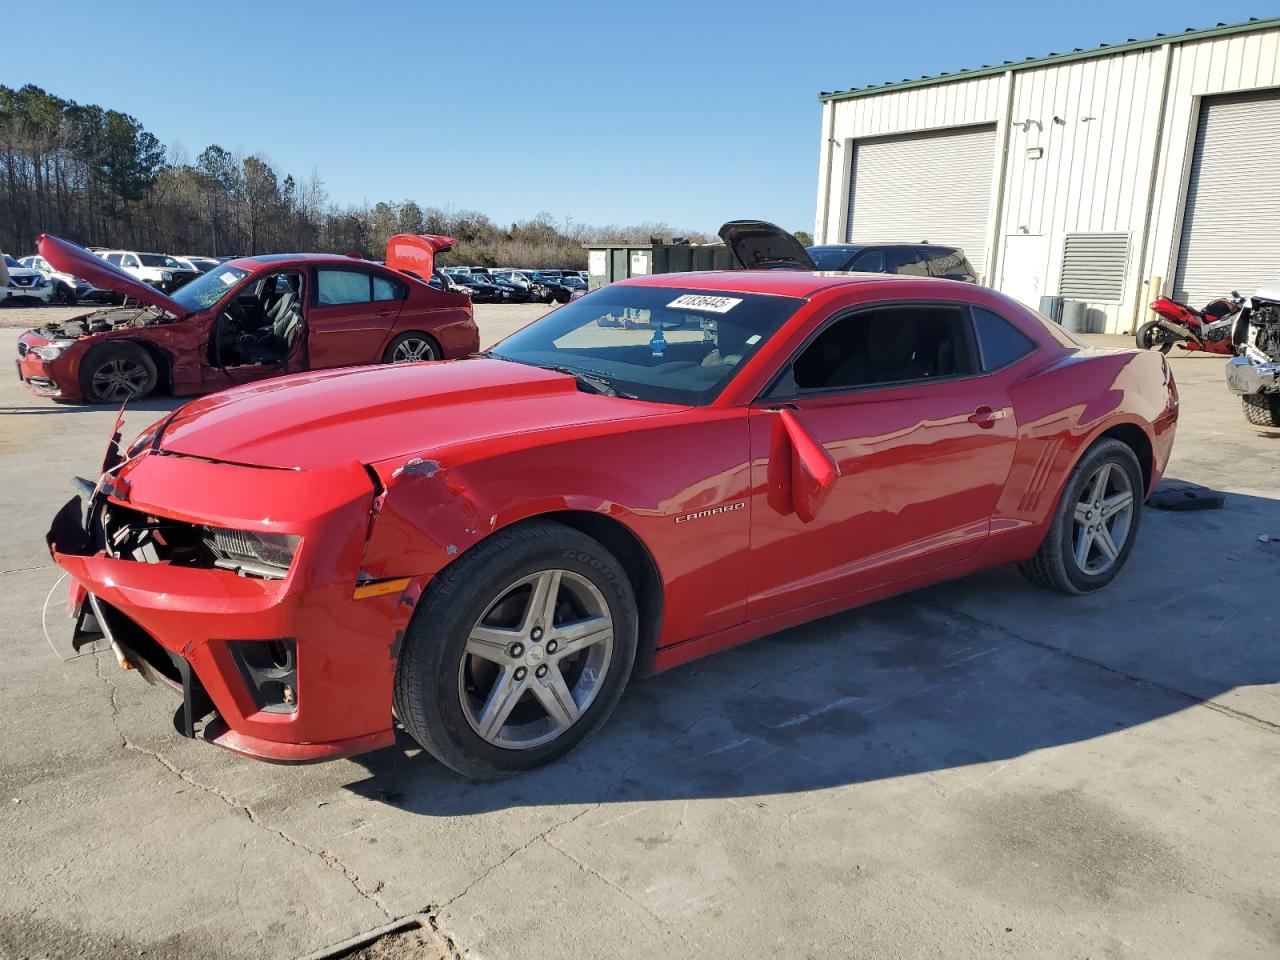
[538,363,618,397]
[478,353,629,398]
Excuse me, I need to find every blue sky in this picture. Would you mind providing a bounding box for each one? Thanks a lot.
[4,0,1272,233]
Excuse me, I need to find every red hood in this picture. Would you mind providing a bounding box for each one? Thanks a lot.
[156,359,669,470]
[38,235,190,317]
[384,233,456,282]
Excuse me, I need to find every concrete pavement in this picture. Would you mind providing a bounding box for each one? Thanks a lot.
[1,324,1278,959]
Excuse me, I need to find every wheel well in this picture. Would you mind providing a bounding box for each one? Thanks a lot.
[82,339,171,395]
[1100,423,1153,492]
[526,510,664,675]
[131,340,173,394]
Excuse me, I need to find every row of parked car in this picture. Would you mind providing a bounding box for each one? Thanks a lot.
[4,245,595,311]
[2,247,231,306]
[433,266,589,304]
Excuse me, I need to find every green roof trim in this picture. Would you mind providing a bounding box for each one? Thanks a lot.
[818,17,1280,102]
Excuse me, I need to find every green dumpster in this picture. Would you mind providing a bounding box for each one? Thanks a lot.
[585,241,740,291]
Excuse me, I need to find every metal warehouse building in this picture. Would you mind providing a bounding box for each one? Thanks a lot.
[813,17,1280,333]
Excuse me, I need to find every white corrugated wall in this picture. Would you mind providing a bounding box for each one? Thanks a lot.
[815,21,1280,334]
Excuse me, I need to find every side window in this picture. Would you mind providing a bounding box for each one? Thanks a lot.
[791,304,976,392]
[373,276,402,301]
[317,269,372,305]
[123,254,139,268]
[972,307,1035,370]
[847,249,887,273]
[886,249,930,277]
[106,253,124,266]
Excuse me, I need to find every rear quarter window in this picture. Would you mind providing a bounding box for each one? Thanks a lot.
[973,307,1037,370]
[373,276,403,301]
[927,249,974,279]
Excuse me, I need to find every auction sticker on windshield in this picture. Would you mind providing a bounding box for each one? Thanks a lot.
[667,294,742,314]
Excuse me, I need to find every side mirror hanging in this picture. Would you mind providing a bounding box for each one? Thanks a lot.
[766,408,839,523]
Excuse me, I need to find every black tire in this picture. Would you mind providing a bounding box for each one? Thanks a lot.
[1019,437,1144,595]
[78,342,158,404]
[393,520,638,780]
[1242,394,1280,427]
[56,282,78,305]
[553,289,571,304]
[382,331,440,364]
[1135,321,1175,354]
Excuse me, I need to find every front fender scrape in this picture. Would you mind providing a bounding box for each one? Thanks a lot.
[359,451,655,585]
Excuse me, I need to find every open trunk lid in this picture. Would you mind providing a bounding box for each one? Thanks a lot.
[384,233,457,283]
[38,234,189,317]
[718,220,817,271]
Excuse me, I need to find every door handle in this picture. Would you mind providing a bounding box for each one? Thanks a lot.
[968,406,1008,428]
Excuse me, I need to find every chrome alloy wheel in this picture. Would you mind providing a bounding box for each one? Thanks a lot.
[1071,462,1135,576]
[458,569,615,750]
[390,337,436,362]
[91,358,150,401]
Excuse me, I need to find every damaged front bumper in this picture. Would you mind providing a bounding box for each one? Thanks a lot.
[1225,354,1280,395]
[48,451,417,764]
[15,347,69,398]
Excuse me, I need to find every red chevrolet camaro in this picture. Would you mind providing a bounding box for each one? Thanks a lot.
[47,225,1178,779]
[16,234,477,403]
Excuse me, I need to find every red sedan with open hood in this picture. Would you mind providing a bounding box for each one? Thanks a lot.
[47,223,1178,779]
[16,234,477,402]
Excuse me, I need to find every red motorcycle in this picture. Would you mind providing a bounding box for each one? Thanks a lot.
[1136,293,1242,355]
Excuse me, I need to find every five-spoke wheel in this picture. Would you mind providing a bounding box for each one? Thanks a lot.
[459,569,615,749]
[394,520,637,779]
[1070,461,1135,576]
[1020,437,1144,594]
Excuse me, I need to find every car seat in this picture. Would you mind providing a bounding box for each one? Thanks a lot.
[830,314,931,386]
[237,290,300,365]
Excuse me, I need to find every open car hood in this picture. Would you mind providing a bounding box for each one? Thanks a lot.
[718,220,816,271]
[37,235,189,317]
[384,233,457,283]
[1251,280,1280,302]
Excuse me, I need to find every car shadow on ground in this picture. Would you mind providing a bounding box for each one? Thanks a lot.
[346,482,1280,815]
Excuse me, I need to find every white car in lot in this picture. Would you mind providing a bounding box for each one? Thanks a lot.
[93,249,198,292]
[19,254,114,304]
[2,254,57,304]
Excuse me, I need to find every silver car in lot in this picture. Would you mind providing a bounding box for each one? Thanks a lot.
[19,254,115,304]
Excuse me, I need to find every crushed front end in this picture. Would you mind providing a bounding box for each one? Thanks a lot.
[47,437,414,763]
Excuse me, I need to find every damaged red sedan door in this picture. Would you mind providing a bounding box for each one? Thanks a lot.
[306,266,406,368]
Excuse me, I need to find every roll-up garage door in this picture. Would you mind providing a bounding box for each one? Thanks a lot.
[846,125,997,281]
[1174,90,1280,306]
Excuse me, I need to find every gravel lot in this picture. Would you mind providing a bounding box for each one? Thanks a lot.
[1,314,1278,960]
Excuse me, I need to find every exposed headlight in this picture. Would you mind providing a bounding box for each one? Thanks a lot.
[33,276,49,288]
[162,271,173,281]
[205,527,301,579]
[31,340,74,361]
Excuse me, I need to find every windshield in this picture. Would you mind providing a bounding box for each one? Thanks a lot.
[490,285,803,405]
[169,264,250,311]
[138,253,182,268]
[806,246,862,271]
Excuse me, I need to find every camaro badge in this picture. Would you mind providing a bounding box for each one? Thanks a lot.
[675,501,746,524]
